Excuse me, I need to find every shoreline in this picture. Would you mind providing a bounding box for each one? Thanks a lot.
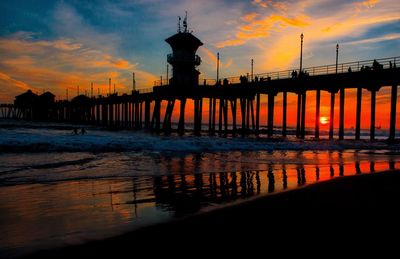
[22,169,400,258]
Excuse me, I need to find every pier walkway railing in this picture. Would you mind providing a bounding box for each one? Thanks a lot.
[152,56,399,88]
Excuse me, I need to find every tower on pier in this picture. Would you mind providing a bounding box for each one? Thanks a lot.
[165,13,203,89]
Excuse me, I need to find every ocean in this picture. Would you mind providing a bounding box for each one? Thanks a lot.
[1,119,400,257]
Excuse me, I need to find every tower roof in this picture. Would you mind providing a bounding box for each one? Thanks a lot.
[165,32,203,51]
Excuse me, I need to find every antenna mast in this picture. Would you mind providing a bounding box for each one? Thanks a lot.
[183,11,188,33]
[177,16,181,33]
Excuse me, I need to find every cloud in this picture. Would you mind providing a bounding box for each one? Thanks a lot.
[0,71,32,91]
[216,13,309,48]
[0,71,35,103]
[199,47,233,69]
[360,0,379,8]
[342,33,400,45]
[0,2,158,102]
[242,0,399,72]
[0,34,158,101]
[252,0,289,12]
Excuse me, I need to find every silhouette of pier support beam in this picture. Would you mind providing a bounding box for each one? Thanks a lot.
[163,100,175,134]
[300,92,306,139]
[139,102,143,129]
[96,104,100,125]
[130,103,135,128]
[127,103,130,128]
[212,98,216,133]
[339,88,345,140]
[122,103,125,127]
[231,99,237,134]
[329,92,335,139]
[194,98,203,135]
[117,104,121,127]
[135,102,140,129]
[124,102,129,128]
[109,103,114,127]
[296,93,301,138]
[246,99,251,131]
[250,99,255,131]
[389,85,398,141]
[315,89,320,139]
[208,98,212,133]
[144,100,151,130]
[151,100,161,132]
[370,89,377,140]
[282,92,287,138]
[218,99,223,134]
[116,103,120,127]
[223,99,228,134]
[178,98,186,135]
[268,93,275,137]
[355,87,362,140]
[256,93,260,134]
[199,98,203,133]
[240,98,246,134]
[102,104,107,126]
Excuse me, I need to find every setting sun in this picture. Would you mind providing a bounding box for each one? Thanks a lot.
[320,116,329,125]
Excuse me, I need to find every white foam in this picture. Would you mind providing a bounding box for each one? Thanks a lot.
[0,124,399,153]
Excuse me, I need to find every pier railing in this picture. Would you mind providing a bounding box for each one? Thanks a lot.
[151,56,398,90]
[223,56,399,84]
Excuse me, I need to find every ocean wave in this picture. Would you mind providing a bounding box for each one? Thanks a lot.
[1,132,400,154]
[1,121,400,153]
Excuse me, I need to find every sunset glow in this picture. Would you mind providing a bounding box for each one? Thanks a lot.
[320,116,329,125]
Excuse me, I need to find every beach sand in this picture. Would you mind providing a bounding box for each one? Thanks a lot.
[23,170,400,258]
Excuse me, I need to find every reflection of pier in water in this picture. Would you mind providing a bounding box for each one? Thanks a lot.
[111,159,400,216]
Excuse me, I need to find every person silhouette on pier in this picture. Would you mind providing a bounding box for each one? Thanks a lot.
[223,78,229,86]
[373,59,383,70]
[73,128,78,135]
[81,127,86,135]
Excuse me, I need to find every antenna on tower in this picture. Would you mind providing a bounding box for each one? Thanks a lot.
[183,11,188,33]
[177,16,182,33]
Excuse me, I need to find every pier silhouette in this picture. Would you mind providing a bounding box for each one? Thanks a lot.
[2,21,400,140]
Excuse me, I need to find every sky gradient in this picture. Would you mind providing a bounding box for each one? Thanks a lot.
[0,0,399,128]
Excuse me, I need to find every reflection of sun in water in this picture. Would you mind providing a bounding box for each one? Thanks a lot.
[320,116,329,125]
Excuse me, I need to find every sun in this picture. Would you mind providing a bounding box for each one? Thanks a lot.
[320,116,329,125]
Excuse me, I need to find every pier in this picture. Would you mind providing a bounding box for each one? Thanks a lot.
[2,25,400,140]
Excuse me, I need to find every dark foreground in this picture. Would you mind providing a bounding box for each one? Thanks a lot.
[23,171,400,258]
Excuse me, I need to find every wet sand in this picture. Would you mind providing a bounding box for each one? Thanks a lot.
[23,170,400,258]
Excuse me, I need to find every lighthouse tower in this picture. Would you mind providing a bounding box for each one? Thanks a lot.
[166,13,203,89]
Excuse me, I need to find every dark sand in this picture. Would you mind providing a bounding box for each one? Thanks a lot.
[23,170,400,258]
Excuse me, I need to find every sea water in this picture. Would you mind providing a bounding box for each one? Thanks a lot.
[1,120,400,257]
